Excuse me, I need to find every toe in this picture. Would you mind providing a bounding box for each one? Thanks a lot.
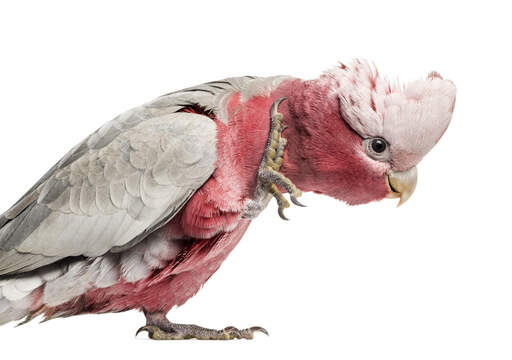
[223,326,242,339]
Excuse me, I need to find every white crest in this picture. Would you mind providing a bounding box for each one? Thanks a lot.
[325,60,456,170]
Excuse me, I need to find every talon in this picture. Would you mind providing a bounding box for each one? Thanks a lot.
[250,326,269,336]
[270,97,287,120]
[291,196,306,207]
[136,325,154,338]
[237,326,269,339]
[278,207,289,221]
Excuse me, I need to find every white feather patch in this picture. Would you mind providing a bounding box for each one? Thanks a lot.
[326,59,456,170]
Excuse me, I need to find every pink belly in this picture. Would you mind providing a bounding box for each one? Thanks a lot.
[67,220,252,315]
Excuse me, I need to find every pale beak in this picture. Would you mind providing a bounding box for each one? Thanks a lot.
[385,167,418,207]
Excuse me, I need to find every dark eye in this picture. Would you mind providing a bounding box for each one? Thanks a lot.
[363,137,390,162]
[371,138,387,153]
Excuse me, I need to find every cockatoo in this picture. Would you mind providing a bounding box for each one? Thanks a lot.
[0,60,456,340]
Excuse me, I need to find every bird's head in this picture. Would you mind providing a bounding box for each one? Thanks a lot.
[282,59,456,206]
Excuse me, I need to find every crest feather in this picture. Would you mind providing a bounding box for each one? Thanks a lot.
[324,59,456,170]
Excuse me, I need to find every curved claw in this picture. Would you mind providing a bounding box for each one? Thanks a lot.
[290,196,306,207]
[270,97,287,119]
[136,325,154,337]
[278,207,289,221]
[249,326,269,336]
[224,326,268,339]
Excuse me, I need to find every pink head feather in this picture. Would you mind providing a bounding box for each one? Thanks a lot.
[325,60,456,171]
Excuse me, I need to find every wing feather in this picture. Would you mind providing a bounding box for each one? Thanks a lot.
[0,111,216,275]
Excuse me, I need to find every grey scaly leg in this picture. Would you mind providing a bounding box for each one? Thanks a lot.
[136,311,268,340]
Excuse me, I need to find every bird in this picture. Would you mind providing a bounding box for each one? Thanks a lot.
[0,60,456,340]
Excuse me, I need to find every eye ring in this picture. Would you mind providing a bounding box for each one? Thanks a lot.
[363,137,390,162]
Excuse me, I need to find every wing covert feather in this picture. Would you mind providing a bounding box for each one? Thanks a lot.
[0,111,216,274]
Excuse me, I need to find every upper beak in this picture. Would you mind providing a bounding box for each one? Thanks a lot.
[386,166,418,207]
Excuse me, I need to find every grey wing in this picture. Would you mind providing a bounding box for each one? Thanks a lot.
[0,112,217,276]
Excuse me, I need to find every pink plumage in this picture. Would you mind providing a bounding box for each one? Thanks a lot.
[0,60,456,339]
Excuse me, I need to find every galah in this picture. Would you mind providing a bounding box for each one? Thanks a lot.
[0,60,456,340]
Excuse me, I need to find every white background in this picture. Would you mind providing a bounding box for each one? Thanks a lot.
[0,1,510,359]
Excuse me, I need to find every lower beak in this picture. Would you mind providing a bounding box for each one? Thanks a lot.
[386,166,418,207]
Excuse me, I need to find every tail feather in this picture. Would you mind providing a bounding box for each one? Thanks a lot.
[0,273,43,325]
[0,297,30,325]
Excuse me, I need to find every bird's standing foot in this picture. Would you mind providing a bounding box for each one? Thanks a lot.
[136,311,268,340]
[243,97,305,220]
[136,323,268,340]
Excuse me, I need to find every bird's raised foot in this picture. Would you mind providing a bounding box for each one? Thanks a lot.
[136,323,268,340]
[243,97,305,220]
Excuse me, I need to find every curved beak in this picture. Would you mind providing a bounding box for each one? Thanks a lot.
[386,167,418,207]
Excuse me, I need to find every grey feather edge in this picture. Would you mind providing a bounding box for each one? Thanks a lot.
[0,108,217,275]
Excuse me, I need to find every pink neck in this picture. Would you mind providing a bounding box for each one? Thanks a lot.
[274,78,388,205]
